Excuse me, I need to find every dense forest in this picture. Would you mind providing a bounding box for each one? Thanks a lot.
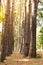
[0,0,43,65]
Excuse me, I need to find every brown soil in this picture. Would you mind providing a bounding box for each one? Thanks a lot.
[0,51,43,65]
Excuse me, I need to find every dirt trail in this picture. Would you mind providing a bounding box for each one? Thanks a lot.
[0,51,43,65]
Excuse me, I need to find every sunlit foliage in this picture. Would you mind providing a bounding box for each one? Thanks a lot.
[0,6,4,22]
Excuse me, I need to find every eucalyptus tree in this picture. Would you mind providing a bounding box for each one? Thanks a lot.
[1,0,14,61]
[29,0,38,58]
[23,0,31,56]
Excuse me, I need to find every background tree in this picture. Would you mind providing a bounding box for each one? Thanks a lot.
[22,0,30,56]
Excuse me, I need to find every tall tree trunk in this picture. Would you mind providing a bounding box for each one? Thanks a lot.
[29,0,38,58]
[23,0,30,56]
[18,0,25,54]
[8,0,14,54]
[1,0,10,61]
[18,0,22,52]
[11,0,14,52]
[1,0,14,61]
[0,0,1,60]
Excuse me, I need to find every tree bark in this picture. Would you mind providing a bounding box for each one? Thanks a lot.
[29,0,38,58]
[1,0,14,61]
[23,0,30,56]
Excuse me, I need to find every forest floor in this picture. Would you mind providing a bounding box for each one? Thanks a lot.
[0,51,43,65]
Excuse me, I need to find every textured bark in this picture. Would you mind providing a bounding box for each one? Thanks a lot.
[11,0,14,51]
[17,0,22,52]
[8,0,14,55]
[23,0,30,56]
[1,0,10,61]
[29,0,38,58]
[1,0,14,61]
[17,0,24,53]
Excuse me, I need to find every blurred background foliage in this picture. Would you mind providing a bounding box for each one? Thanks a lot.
[0,0,43,51]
